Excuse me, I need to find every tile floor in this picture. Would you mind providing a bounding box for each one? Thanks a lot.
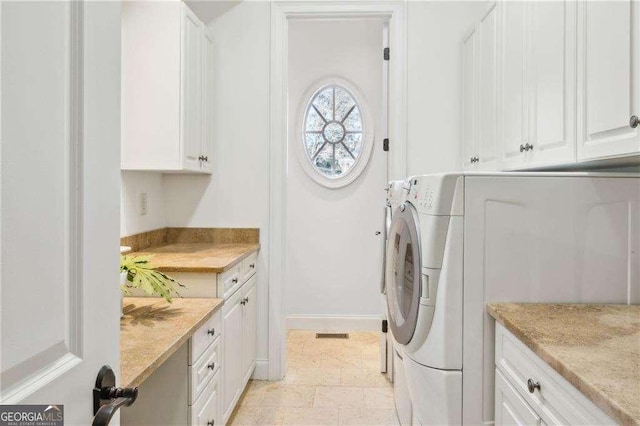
[228,330,397,425]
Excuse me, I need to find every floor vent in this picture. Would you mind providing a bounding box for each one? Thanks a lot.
[315,333,349,339]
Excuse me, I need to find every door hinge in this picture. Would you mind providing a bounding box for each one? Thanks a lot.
[382,319,388,333]
[383,138,389,152]
[383,47,390,61]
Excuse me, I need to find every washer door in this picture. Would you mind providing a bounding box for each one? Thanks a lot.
[385,202,422,345]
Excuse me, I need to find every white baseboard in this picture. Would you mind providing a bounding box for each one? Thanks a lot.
[286,314,381,332]
[252,359,269,380]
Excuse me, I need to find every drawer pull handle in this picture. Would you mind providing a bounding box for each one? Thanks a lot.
[250,263,255,268]
[207,363,215,370]
[232,277,238,284]
[527,378,541,393]
[207,328,215,336]
[207,421,214,426]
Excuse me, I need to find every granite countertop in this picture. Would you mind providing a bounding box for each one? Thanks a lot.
[128,243,259,273]
[120,297,223,388]
[488,303,640,425]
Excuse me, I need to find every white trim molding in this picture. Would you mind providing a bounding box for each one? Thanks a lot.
[269,0,407,381]
[287,315,381,332]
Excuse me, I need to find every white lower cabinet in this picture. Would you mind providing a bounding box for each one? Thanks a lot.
[222,275,258,423]
[494,324,615,425]
[191,373,220,426]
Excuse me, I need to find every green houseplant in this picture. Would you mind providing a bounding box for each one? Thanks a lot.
[120,254,184,303]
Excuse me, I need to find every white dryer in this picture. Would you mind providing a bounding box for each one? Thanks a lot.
[385,172,640,425]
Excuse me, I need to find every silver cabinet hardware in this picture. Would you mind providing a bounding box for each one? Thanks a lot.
[232,277,238,284]
[520,144,526,152]
[198,155,209,162]
[207,363,215,370]
[207,328,215,336]
[250,263,255,269]
[375,231,381,235]
[527,378,540,393]
[631,115,639,128]
[207,421,214,426]
[525,143,534,151]
[469,156,480,163]
[240,299,246,306]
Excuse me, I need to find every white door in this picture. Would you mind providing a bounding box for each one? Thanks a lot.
[478,3,498,171]
[242,278,257,378]
[499,1,528,170]
[577,0,640,161]
[285,19,387,328]
[1,2,122,425]
[181,4,203,172]
[462,26,479,171]
[201,27,215,174]
[528,0,577,167]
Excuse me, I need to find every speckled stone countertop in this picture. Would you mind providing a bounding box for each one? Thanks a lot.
[128,243,259,273]
[488,303,640,425]
[121,297,223,388]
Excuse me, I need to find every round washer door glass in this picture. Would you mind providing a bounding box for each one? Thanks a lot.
[385,203,422,345]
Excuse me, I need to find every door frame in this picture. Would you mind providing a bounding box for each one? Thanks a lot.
[268,0,407,380]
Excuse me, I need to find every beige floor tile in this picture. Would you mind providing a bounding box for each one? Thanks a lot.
[320,352,363,369]
[260,383,317,407]
[228,406,286,425]
[338,408,396,426]
[289,351,323,368]
[281,407,340,425]
[284,366,341,386]
[340,368,390,387]
[363,387,394,409]
[313,386,365,408]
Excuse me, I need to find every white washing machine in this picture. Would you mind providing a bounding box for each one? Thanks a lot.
[385,172,640,425]
[381,180,412,425]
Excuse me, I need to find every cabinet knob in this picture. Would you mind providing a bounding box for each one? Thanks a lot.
[240,300,246,305]
[520,144,526,153]
[245,296,249,303]
[232,277,238,284]
[204,156,209,162]
[207,363,215,370]
[207,328,215,336]
[631,115,639,129]
[207,421,214,426]
[527,378,541,393]
[526,143,534,151]
[250,263,255,269]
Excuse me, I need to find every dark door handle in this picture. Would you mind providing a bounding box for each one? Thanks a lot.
[92,365,138,426]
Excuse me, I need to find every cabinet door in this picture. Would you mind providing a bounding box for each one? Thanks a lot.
[528,1,577,167]
[181,4,203,172]
[191,372,220,426]
[222,290,243,421]
[201,28,215,174]
[499,1,528,169]
[242,277,257,379]
[495,370,541,426]
[577,0,640,160]
[462,26,479,170]
[478,3,499,171]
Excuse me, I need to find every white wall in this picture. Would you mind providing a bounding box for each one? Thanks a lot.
[121,171,165,237]
[406,1,489,176]
[162,1,272,377]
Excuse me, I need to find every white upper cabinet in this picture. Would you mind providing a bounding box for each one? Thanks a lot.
[462,26,479,170]
[462,3,498,172]
[122,1,213,174]
[527,1,577,167]
[499,1,576,170]
[478,3,499,170]
[498,1,528,170]
[577,1,640,161]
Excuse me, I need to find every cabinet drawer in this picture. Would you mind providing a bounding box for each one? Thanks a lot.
[190,309,221,364]
[219,263,241,299]
[495,324,614,425]
[190,335,221,403]
[190,370,220,426]
[240,252,258,283]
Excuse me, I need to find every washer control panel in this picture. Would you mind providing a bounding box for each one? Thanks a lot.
[406,174,463,216]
